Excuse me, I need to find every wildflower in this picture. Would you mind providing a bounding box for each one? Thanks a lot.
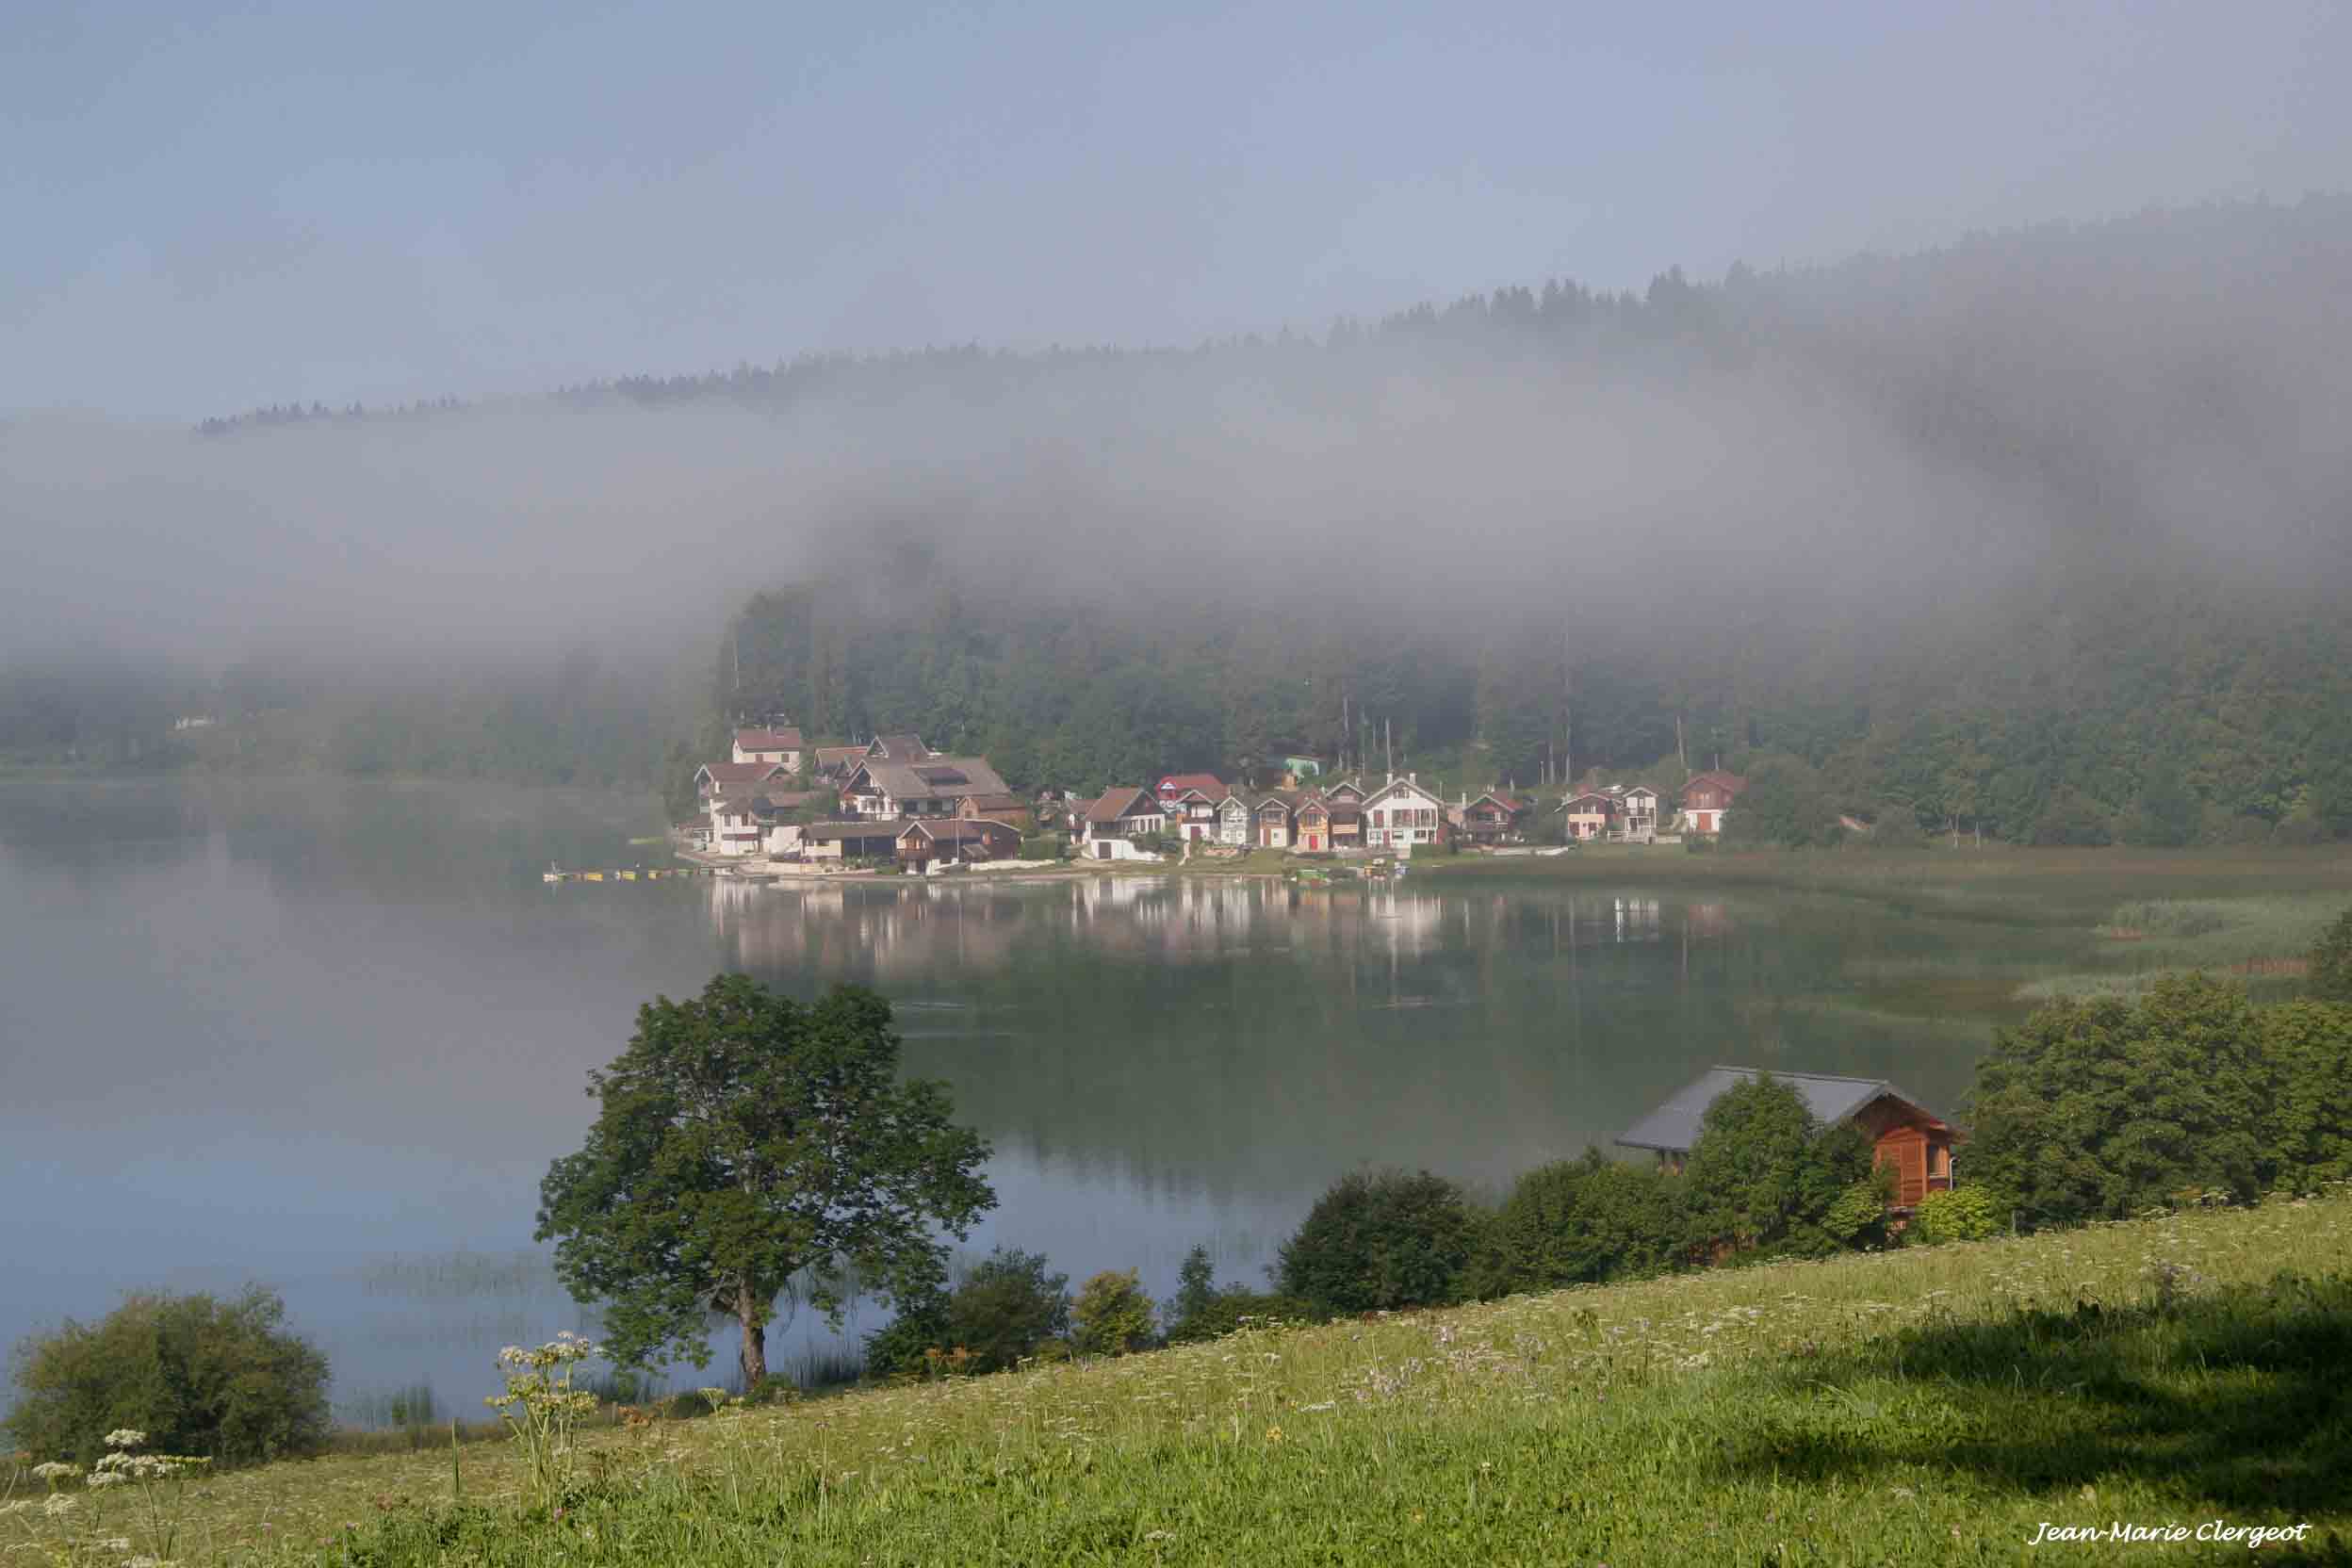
[30,1461,81,1482]
[103,1429,148,1449]
[41,1493,76,1517]
[1265,1425,1282,1443]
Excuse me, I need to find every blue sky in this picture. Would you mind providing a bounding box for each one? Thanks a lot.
[5,0,2346,418]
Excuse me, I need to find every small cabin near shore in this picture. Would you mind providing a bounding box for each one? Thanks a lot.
[1615,1067,1962,1210]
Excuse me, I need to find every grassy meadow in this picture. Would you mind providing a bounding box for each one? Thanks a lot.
[10,1191,2350,1565]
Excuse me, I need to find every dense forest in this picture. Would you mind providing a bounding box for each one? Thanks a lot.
[9,198,2349,842]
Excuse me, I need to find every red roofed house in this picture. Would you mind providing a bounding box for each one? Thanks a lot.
[1679,772,1749,836]
[732,727,806,771]
[1155,773,1227,808]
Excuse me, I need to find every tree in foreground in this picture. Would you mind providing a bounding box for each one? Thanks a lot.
[536,976,995,1391]
[1071,1268,1156,1357]
[5,1286,329,1464]
[1480,1149,1682,1292]
[1963,973,2272,1228]
[1275,1168,1480,1315]
[1680,1074,1878,1258]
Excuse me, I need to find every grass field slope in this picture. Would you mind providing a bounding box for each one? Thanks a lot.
[11,1193,2352,1565]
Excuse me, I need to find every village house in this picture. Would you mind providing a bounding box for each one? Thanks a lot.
[1252,792,1297,850]
[1560,790,1618,842]
[1159,789,1221,842]
[1459,792,1530,845]
[1616,1068,1963,1211]
[731,727,806,772]
[695,760,784,801]
[1079,787,1168,859]
[897,818,1021,872]
[840,757,1011,820]
[1154,773,1227,810]
[1616,785,1662,842]
[1679,771,1748,836]
[706,789,819,857]
[955,792,1035,832]
[1214,792,1252,847]
[1323,780,1366,852]
[1293,792,1332,852]
[1362,775,1448,853]
[866,734,936,762]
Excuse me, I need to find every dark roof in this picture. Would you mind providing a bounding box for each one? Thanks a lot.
[698,760,784,785]
[850,757,1010,802]
[1615,1068,1947,1154]
[867,734,933,760]
[1086,786,1157,824]
[957,792,1028,812]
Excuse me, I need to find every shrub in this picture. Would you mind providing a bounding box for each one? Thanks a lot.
[1681,1074,1878,1258]
[2311,906,2352,1004]
[1275,1168,1481,1315]
[940,1249,1070,1373]
[1171,1245,1217,1328]
[1479,1151,1681,1292]
[1018,834,1064,861]
[1070,1270,1156,1356]
[1908,1186,2001,1246]
[5,1286,330,1464]
[859,1295,952,1381]
[1865,805,1929,849]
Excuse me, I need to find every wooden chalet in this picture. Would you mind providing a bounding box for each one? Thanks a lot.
[1322,779,1365,851]
[897,818,1020,871]
[1214,793,1252,847]
[1560,791,1618,842]
[1459,792,1530,845]
[1616,1068,1962,1210]
[1617,785,1662,842]
[1252,792,1298,850]
[1680,771,1748,836]
[1293,792,1332,852]
[811,745,870,782]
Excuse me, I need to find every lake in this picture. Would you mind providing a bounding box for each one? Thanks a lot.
[1,775,2087,1419]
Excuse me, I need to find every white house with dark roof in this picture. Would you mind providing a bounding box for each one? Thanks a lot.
[695,760,785,801]
[732,727,806,771]
[1362,775,1448,853]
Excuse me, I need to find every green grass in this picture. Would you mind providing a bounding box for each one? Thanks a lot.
[13,1194,2352,1564]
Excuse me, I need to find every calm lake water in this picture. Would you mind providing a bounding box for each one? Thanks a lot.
[0,776,2067,1419]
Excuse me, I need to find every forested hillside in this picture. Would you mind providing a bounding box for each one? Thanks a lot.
[11,198,2349,841]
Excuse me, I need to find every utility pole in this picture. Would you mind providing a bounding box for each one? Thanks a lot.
[1560,627,1574,795]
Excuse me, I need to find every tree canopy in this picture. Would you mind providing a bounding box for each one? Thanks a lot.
[536,976,995,1390]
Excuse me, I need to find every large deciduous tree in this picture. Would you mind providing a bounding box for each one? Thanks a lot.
[536,977,994,1391]
[1962,973,2272,1228]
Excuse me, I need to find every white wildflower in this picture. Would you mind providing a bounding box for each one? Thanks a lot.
[41,1493,76,1517]
[30,1461,82,1481]
[103,1429,148,1449]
